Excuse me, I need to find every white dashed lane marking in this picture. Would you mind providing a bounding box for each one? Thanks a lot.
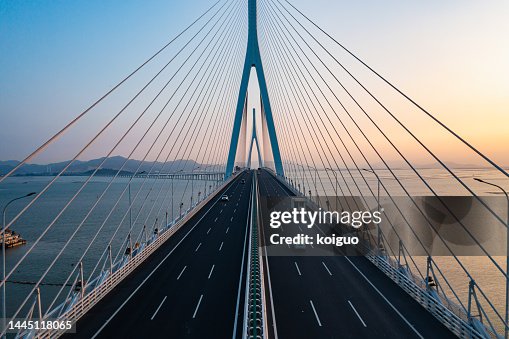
[294,262,302,276]
[322,262,332,276]
[177,266,187,280]
[208,265,215,279]
[150,296,167,320]
[348,300,367,327]
[192,295,203,319]
[310,300,322,327]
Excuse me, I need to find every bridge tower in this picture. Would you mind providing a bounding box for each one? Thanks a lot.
[225,0,284,177]
[247,108,263,168]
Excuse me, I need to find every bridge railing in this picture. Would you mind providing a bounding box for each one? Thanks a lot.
[366,253,492,339]
[368,235,505,339]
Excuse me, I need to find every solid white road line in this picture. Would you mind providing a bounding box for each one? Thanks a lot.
[208,264,215,279]
[219,241,224,251]
[232,179,252,339]
[150,296,167,320]
[322,262,332,276]
[226,227,229,234]
[195,243,202,252]
[177,266,187,280]
[261,227,279,339]
[348,300,367,327]
[207,228,211,234]
[192,294,204,319]
[309,300,322,327]
[294,262,302,276]
[344,257,424,339]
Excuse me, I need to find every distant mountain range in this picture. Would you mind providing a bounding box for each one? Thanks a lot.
[0,156,505,177]
[0,156,209,176]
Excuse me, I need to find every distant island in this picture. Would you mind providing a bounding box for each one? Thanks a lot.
[0,156,217,177]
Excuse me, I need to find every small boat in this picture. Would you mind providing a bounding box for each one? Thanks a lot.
[0,229,27,248]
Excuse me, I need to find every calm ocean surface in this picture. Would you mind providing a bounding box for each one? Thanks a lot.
[0,168,507,330]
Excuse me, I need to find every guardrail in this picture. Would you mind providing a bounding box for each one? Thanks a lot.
[20,172,242,338]
[366,254,492,339]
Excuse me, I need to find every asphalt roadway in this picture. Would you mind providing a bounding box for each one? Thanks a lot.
[67,168,457,338]
[67,170,252,339]
[257,169,456,339]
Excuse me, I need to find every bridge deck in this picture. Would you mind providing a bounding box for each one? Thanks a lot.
[257,169,455,339]
[67,171,251,338]
[66,169,456,338]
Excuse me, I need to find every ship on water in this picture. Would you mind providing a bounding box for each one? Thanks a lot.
[1,229,26,248]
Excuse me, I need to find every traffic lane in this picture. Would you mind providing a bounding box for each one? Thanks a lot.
[297,256,422,338]
[95,171,253,338]
[148,176,252,338]
[69,171,249,338]
[259,172,454,338]
[329,255,456,338]
[258,170,294,197]
[301,201,455,336]
[264,231,418,336]
[185,173,252,338]
[197,191,249,338]
[262,176,279,197]
[258,171,328,337]
[95,172,249,337]
[263,218,419,338]
[258,171,276,197]
[267,256,415,339]
[264,172,294,197]
[265,256,328,339]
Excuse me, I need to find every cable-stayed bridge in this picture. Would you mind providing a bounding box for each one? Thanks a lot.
[1,0,508,338]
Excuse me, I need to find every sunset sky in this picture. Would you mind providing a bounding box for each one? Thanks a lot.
[1,0,507,166]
